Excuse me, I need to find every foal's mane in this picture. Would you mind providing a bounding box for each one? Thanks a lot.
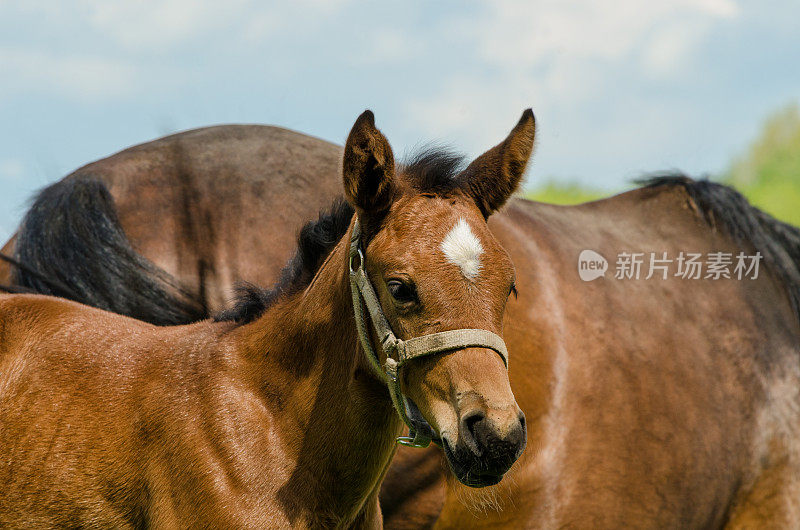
[639,174,800,317]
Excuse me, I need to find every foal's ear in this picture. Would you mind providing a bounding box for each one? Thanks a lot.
[343,110,396,216]
[459,109,536,217]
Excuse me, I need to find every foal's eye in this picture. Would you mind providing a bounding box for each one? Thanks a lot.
[387,280,417,305]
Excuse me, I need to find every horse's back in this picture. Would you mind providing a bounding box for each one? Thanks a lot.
[3,125,344,311]
[68,125,343,310]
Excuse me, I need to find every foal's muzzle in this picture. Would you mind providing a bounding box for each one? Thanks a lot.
[443,407,527,487]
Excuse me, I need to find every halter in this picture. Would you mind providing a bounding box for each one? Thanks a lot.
[348,218,509,448]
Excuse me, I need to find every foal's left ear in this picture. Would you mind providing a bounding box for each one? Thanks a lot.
[459,109,536,217]
[342,110,396,217]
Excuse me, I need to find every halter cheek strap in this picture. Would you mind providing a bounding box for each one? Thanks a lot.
[348,218,509,448]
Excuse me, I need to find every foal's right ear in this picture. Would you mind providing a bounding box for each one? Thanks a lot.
[343,110,396,216]
[458,109,536,217]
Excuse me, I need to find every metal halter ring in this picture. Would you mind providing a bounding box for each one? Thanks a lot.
[349,248,364,274]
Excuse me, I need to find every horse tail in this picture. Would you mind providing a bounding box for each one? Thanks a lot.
[1,249,84,297]
[13,176,207,325]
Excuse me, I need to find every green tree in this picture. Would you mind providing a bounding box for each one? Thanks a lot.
[523,103,800,225]
[725,103,800,226]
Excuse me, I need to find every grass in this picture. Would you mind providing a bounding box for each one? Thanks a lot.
[522,180,604,205]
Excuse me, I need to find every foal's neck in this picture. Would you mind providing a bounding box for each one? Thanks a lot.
[235,233,401,525]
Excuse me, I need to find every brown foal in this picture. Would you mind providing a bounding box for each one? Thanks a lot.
[0,110,535,527]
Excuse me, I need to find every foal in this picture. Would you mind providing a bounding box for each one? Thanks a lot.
[0,110,534,527]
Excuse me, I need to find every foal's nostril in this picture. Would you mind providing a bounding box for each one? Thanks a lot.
[512,411,527,458]
[463,410,485,435]
[460,409,487,456]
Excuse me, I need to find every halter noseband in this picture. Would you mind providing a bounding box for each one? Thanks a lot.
[348,218,509,448]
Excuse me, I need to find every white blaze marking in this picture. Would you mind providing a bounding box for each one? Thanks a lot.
[441,218,484,280]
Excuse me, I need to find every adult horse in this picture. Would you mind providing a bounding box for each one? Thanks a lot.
[6,117,800,527]
[0,111,531,527]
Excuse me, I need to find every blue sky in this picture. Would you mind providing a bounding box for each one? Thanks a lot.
[1,0,799,242]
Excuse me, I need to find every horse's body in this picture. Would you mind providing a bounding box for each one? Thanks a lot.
[4,123,800,528]
[0,126,379,529]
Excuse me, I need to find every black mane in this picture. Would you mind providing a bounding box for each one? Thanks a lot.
[401,146,467,193]
[639,173,800,317]
[12,176,206,325]
[214,199,354,324]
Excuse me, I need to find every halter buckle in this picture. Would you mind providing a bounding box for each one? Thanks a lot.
[383,357,399,382]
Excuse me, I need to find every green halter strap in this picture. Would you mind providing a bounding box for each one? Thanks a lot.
[348,218,509,448]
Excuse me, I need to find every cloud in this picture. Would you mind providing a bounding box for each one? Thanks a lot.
[0,48,138,101]
[78,0,354,51]
[470,0,739,67]
[80,0,252,51]
[401,0,743,181]
[0,0,360,102]
[352,28,424,65]
[0,158,25,182]
[7,1,355,52]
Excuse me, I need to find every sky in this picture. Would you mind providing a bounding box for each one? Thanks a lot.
[1,0,799,242]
